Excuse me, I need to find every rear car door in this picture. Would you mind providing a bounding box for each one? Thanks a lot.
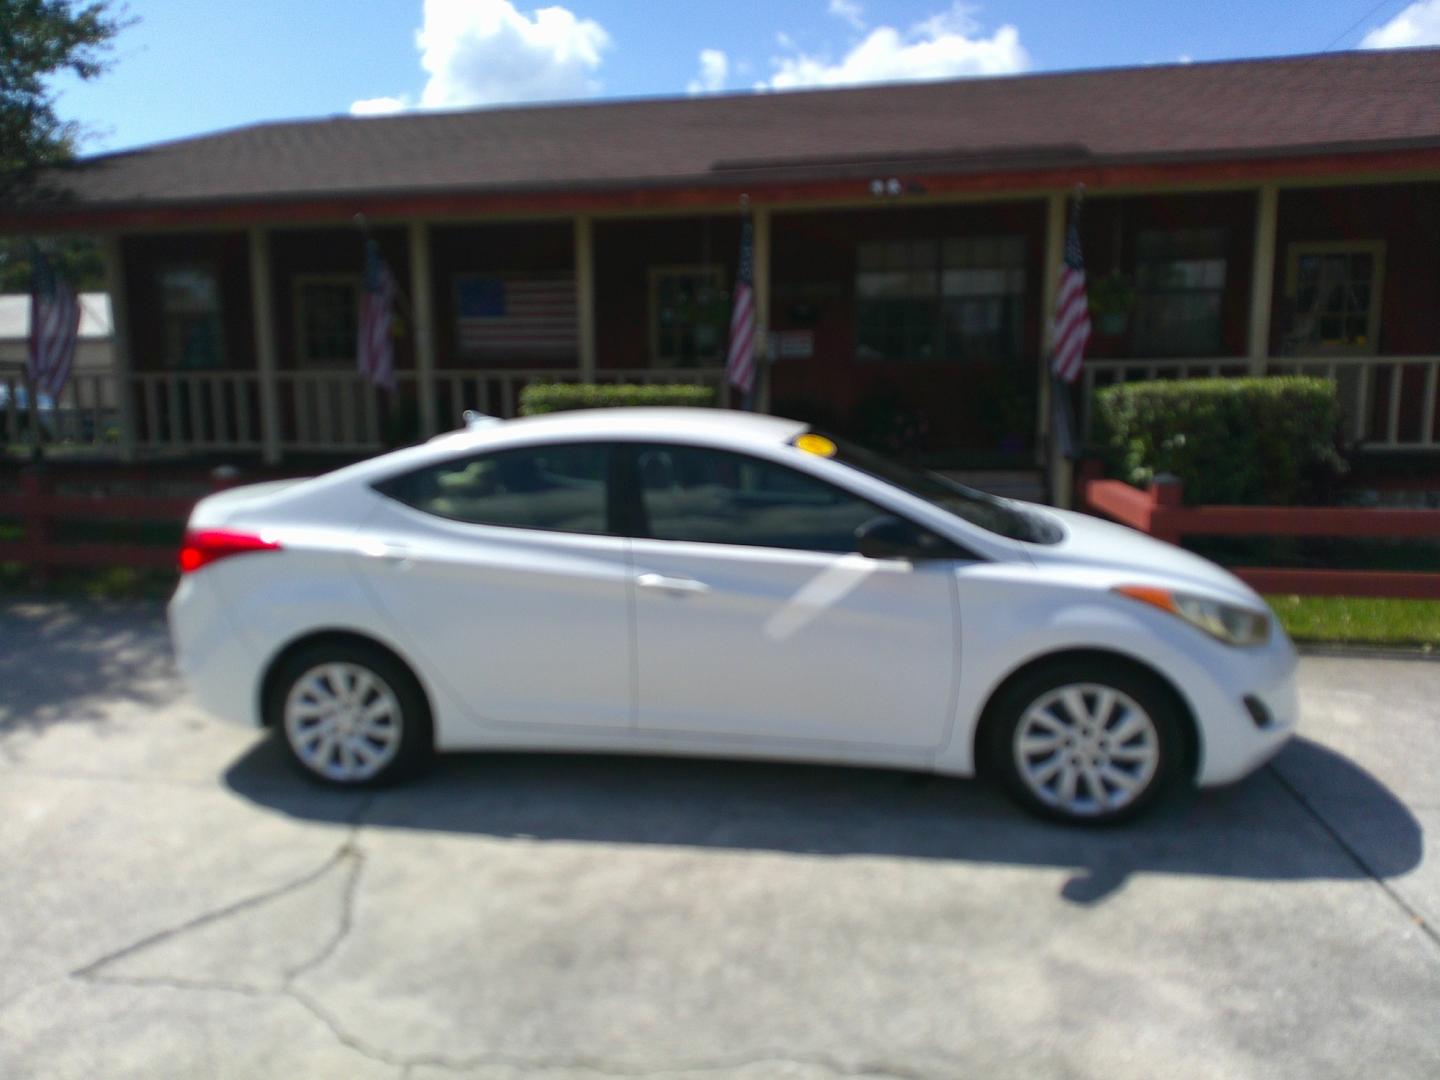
[354,441,632,732]
[624,442,961,749]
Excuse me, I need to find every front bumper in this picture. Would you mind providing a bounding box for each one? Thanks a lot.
[1191,629,1300,786]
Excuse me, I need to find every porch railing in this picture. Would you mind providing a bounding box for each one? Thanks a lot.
[1082,355,1440,450]
[1,370,124,451]
[3,366,732,458]
[134,371,263,451]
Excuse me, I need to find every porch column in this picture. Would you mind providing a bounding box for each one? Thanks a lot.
[752,204,772,413]
[99,233,137,462]
[1247,183,1279,374]
[408,221,439,436]
[247,227,281,464]
[574,215,597,383]
[1040,192,1070,506]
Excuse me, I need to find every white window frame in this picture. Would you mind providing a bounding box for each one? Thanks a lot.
[293,273,361,369]
[648,264,727,367]
[157,262,225,370]
[1284,240,1385,357]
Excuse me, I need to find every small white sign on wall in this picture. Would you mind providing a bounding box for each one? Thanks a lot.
[766,330,815,360]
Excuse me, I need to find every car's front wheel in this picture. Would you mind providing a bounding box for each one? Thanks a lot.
[985,659,1185,824]
[266,641,432,786]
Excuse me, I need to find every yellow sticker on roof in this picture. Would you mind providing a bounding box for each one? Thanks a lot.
[794,433,837,458]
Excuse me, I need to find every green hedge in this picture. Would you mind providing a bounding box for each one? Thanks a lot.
[1091,376,1344,506]
[519,382,718,416]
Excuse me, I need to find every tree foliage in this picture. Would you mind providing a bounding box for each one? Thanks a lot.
[2,0,130,174]
[1,1,130,291]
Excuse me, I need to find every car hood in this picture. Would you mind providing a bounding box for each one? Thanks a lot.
[1020,505,1262,605]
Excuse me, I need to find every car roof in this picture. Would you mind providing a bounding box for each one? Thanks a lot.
[441,407,810,451]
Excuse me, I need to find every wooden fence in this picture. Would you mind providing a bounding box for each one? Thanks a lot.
[1082,475,1440,599]
[0,466,285,576]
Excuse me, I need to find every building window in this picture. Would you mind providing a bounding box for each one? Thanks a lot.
[158,265,224,370]
[1284,241,1384,356]
[649,265,727,367]
[1132,229,1227,357]
[295,276,360,367]
[856,237,1025,362]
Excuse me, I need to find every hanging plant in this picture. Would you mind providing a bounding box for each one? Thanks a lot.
[1088,271,1136,334]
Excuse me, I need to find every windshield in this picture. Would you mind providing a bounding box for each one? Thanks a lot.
[815,433,1063,545]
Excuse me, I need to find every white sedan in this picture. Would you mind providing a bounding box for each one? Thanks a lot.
[169,408,1297,823]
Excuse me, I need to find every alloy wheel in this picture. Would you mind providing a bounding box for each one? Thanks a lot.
[1011,682,1161,817]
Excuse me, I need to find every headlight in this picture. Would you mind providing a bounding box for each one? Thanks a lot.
[1114,585,1270,647]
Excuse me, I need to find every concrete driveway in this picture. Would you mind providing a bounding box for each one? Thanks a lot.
[0,600,1436,1079]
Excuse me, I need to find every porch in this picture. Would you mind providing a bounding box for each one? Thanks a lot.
[5,179,1440,467]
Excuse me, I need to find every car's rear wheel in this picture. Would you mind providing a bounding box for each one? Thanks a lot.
[267,642,431,786]
[985,660,1184,824]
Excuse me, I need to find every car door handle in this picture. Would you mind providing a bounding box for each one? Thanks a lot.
[636,572,710,595]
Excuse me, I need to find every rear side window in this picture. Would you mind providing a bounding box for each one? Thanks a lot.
[631,444,887,553]
[376,443,612,535]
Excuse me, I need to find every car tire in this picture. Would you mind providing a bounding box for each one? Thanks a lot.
[266,640,432,787]
[983,659,1186,825]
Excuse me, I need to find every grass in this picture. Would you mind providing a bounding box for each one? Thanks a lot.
[1265,594,1440,650]
[0,562,176,600]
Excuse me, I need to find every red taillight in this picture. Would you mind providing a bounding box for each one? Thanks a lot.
[178,528,281,574]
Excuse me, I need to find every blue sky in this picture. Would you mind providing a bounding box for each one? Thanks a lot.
[55,0,1440,154]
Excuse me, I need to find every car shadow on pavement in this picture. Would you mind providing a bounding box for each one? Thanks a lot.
[224,734,1421,905]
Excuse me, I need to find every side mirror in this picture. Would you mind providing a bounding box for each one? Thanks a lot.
[856,515,948,561]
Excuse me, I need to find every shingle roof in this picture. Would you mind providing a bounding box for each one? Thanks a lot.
[14,48,1440,211]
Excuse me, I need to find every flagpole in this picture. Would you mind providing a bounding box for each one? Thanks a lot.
[1044,184,1087,509]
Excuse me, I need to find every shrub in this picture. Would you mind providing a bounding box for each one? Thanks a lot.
[519,382,717,416]
[1090,376,1344,506]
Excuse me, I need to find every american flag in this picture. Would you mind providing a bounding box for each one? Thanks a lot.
[457,275,576,357]
[358,239,397,392]
[1050,215,1091,383]
[27,249,80,400]
[725,214,758,398]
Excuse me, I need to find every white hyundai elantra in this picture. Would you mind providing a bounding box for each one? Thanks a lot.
[169,407,1297,823]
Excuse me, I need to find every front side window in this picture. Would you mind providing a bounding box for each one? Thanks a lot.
[650,266,727,367]
[823,433,1061,544]
[1132,229,1227,357]
[159,265,224,370]
[295,277,360,367]
[633,444,888,553]
[377,443,612,535]
[1284,242,1383,356]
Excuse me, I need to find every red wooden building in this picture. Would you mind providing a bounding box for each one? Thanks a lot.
[4,48,1440,476]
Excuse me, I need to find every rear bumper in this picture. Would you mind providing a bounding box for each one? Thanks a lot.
[168,575,266,728]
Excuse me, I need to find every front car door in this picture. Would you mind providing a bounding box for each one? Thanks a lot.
[354,441,632,732]
[624,442,961,750]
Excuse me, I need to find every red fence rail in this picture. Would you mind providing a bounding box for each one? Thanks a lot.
[0,466,292,576]
[1082,476,1440,600]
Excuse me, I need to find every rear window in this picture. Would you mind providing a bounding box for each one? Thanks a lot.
[375,443,612,535]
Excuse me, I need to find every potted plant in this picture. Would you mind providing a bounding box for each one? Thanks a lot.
[1088,271,1136,335]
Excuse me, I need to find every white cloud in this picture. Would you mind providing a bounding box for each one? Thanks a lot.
[350,0,611,115]
[828,0,865,31]
[350,95,410,116]
[763,3,1028,90]
[686,49,729,95]
[1361,0,1440,48]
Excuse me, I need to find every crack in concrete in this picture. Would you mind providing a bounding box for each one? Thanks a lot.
[1267,761,1440,952]
[288,982,928,1079]
[71,843,359,981]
